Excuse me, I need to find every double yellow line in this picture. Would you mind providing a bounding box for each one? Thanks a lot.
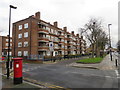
[23,77,71,89]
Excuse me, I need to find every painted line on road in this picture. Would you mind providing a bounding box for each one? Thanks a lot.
[88,74,116,79]
[115,70,120,79]
[23,66,41,72]
[71,72,117,79]
[23,77,65,89]
[115,70,119,76]
[23,80,45,88]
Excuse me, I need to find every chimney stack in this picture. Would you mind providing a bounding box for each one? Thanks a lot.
[71,31,74,35]
[81,36,83,39]
[35,12,40,19]
[53,21,58,27]
[63,27,67,32]
[76,34,79,37]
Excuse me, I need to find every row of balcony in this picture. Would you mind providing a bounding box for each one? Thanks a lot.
[38,37,82,45]
[38,28,81,41]
[38,45,81,51]
[38,28,64,38]
[38,37,82,46]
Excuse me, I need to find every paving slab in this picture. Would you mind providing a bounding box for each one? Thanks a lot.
[2,75,41,89]
[68,54,118,70]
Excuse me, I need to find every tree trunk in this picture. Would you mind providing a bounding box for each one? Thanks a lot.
[92,43,94,58]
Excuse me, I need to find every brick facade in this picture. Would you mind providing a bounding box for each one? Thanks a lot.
[12,12,86,57]
[0,36,12,56]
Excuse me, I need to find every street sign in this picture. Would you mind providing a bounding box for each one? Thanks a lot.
[49,42,54,51]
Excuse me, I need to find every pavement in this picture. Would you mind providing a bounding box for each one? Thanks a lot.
[2,75,41,89]
[0,61,43,89]
[68,54,118,70]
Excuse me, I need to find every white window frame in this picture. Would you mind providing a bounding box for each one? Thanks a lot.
[18,51,22,56]
[24,41,28,47]
[24,51,28,56]
[24,32,28,38]
[55,31,58,35]
[6,39,9,42]
[18,33,22,39]
[18,42,22,47]
[6,43,8,46]
[10,43,12,46]
[61,33,64,36]
[19,25,22,30]
[51,29,53,33]
[24,23,28,29]
[46,27,50,32]
[10,39,12,42]
[46,35,50,39]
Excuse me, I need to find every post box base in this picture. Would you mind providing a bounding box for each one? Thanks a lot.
[14,77,22,84]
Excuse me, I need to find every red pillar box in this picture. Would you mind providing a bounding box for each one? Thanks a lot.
[12,58,23,84]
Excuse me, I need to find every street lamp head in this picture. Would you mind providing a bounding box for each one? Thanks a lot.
[93,22,96,25]
[108,24,112,26]
[10,5,17,9]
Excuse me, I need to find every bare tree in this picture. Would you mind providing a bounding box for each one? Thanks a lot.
[80,18,108,57]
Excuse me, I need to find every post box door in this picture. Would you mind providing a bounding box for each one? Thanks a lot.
[14,60,22,78]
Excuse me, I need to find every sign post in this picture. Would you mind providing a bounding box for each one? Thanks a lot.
[49,42,54,61]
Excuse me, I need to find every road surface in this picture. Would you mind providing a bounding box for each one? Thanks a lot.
[23,56,118,88]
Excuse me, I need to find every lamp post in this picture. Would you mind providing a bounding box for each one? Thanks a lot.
[7,5,17,79]
[108,24,112,61]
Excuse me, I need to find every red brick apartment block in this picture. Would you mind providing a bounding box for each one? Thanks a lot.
[12,12,86,57]
[0,36,12,56]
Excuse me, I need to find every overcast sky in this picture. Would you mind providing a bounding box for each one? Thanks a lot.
[0,0,118,48]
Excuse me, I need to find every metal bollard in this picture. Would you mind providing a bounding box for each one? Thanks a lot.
[110,52,112,61]
[115,59,118,67]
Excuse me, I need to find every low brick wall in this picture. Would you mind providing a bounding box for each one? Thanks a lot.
[23,59,43,64]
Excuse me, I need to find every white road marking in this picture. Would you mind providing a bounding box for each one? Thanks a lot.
[115,70,119,76]
[23,66,41,72]
[23,80,45,88]
[115,70,120,78]
[71,72,116,78]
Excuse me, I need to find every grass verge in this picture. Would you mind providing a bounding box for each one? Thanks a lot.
[76,57,103,64]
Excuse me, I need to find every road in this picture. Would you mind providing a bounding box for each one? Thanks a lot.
[23,56,118,88]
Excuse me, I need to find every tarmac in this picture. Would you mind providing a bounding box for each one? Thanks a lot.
[1,53,119,89]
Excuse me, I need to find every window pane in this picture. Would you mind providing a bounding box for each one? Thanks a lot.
[24,32,28,38]
[19,25,22,30]
[24,23,28,29]
[24,51,28,56]
[10,43,12,46]
[10,39,12,42]
[6,43,8,46]
[18,51,22,56]
[18,42,22,47]
[6,39,8,42]
[18,34,22,38]
[24,41,28,47]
